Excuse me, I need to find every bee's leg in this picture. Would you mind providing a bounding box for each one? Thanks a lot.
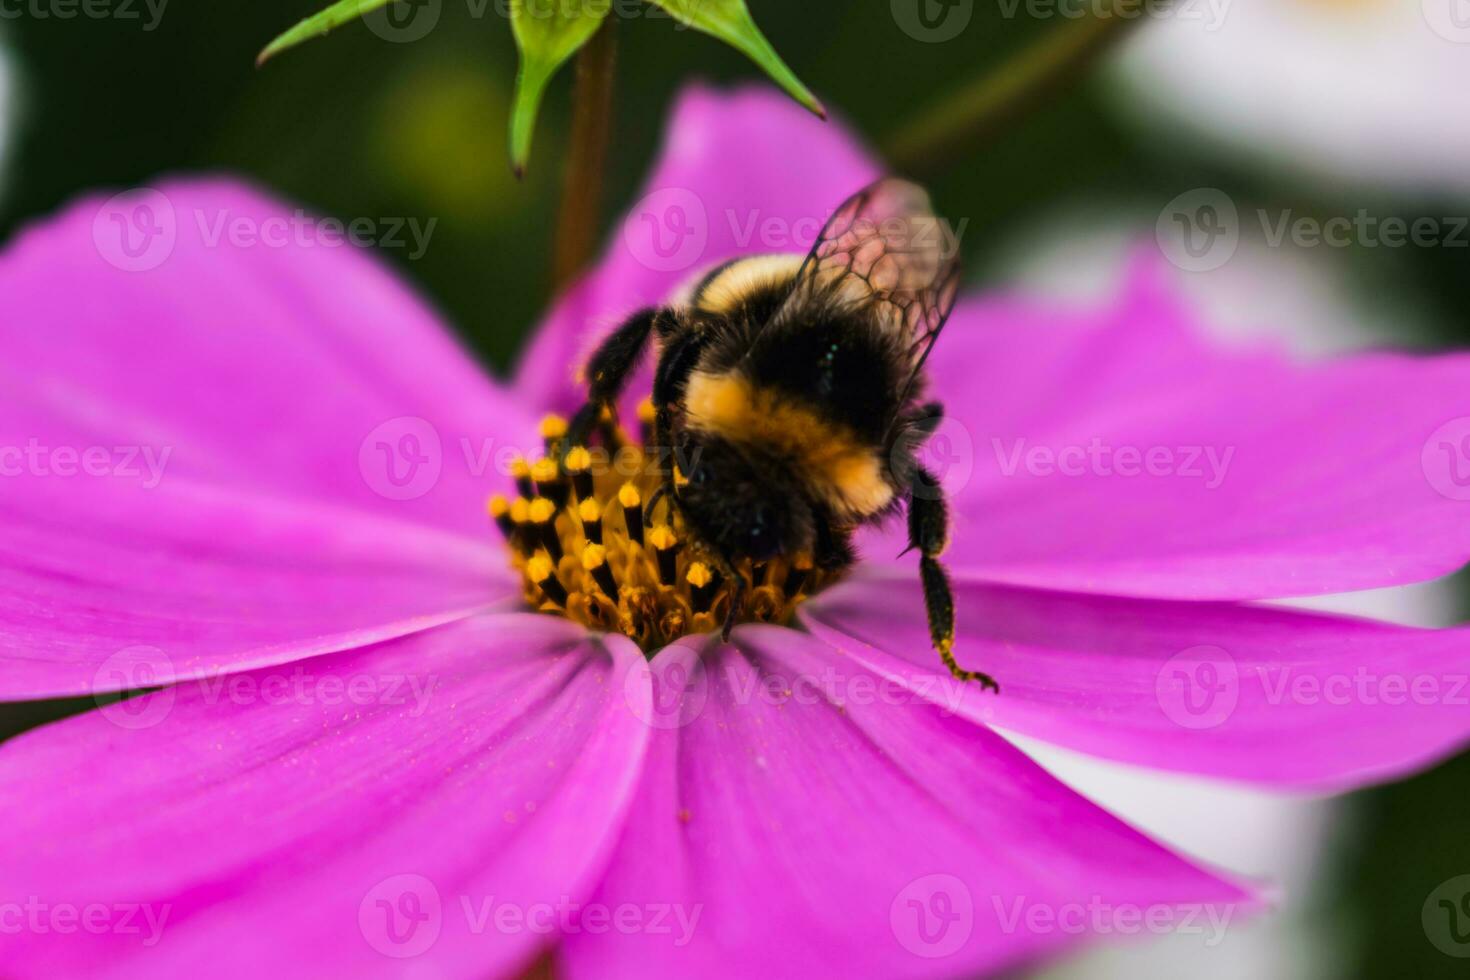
[651,328,706,454]
[710,550,746,642]
[906,401,944,437]
[646,327,709,510]
[811,509,855,572]
[565,307,665,450]
[908,465,999,693]
[891,402,944,556]
[642,480,685,526]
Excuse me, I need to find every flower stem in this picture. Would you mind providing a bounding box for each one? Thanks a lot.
[551,16,618,292]
[885,0,1148,174]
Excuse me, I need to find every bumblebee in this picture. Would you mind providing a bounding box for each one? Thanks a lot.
[565,178,996,690]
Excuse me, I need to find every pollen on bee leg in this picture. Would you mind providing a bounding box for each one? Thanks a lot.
[529,497,563,562]
[527,553,569,607]
[582,543,621,604]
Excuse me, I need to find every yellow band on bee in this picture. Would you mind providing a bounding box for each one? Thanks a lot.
[683,372,893,518]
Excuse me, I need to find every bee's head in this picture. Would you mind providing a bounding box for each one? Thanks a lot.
[675,434,808,562]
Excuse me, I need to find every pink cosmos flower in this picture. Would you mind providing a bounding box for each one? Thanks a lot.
[3,86,1470,979]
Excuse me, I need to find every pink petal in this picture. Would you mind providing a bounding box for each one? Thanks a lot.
[0,180,541,698]
[0,615,652,979]
[561,628,1251,980]
[1,178,542,539]
[514,85,880,416]
[0,472,511,699]
[802,570,1470,791]
[918,251,1470,599]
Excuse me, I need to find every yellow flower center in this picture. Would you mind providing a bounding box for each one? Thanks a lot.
[487,401,832,651]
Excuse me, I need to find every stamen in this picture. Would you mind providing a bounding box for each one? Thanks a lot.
[529,497,562,562]
[531,456,569,509]
[578,497,603,545]
[636,397,657,444]
[618,482,644,546]
[619,587,657,646]
[487,494,514,538]
[539,413,568,452]
[783,554,813,598]
[649,525,679,586]
[565,446,594,501]
[688,562,715,614]
[659,606,687,640]
[597,404,626,449]
[527,553,568,607]
[748,585,784,622]
[509,497,532,551]
[582,544,621,603]
[493,419,839,650]
[510,455,534,499]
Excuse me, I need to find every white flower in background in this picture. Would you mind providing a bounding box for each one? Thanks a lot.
[1001,206,1438,354]
[995,215,1460,979]
[1112,1,1470,197]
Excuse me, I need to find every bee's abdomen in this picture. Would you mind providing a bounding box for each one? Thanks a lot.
[684,367,896,522]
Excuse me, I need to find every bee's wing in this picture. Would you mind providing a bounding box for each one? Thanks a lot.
[783,178,961,373]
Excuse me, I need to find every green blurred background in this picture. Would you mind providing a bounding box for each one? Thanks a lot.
[0,2,1466,977]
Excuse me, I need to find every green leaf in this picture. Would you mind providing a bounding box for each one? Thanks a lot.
[509,0,612,176]
[646,0,823,118]
[256,0,395,66]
